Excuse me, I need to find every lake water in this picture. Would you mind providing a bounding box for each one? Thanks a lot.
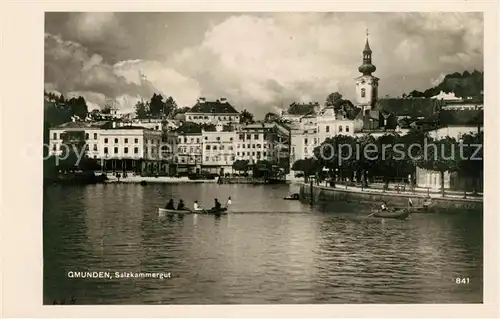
[43,183,483,304]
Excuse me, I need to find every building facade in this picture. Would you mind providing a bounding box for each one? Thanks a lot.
[202,123,236,174]
[185,97,240,125]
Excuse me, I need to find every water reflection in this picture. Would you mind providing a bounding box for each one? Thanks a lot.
[44,183,482,304]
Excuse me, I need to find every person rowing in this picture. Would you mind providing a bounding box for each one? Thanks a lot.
[213,198,222,210]
[380,200,388,211]
[177,199,187,210]
[225,196,232,208]
[165,199,175,210]
[193,200,204,212]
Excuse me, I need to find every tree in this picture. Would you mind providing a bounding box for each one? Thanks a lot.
[240,109,254,124]
[66,96,88,119]
[232,159,249,174]
[291,158,319,183]
[135,100,148,119]
[325,92,343,107]
[148,93,165,117]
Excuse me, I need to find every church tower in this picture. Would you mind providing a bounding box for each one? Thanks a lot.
[355,30,379,112]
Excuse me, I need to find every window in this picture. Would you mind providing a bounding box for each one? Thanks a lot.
[252,144,256,149]
[206,156,209,161]
[184,138,187,143]
[339,126,343,132]
[205,136,208,140]
[346,126,350,132]
[247,134,251,140]
[114,138,118,143]
[220,145,225,150]
[305,138,308,145]
[242,144,245,148]
[237,152,240,156]
[361,88,366,98]
[229,146,233,150]
[326,126,330,133]
[155,126,159,130]
[239,134,244,140]
[134,147,139,154]
[178,138,182,143]
[216,137,220,141]
[53,133,57,140]
[197,138,200,143]
[252,152,255,156]
[52,144,57,151]
[93,144,97,151]
[114,147,118,154]
[247,144,250,148]
[263,152,267,156]
[230,137,233,141]
[124,138,128,143]
[254,134,259,139]
[104,138,108,143]
[213,146,217,150]
[206,145,210,150]
[94,133,97,139]
[104,147,108,154]
[124,147,128,154]
[191,138,194,143]
[231,155,235,161]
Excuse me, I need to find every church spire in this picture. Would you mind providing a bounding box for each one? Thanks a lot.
[358,29,376,76]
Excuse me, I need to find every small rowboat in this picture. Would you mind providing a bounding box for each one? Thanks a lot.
[158,208,194,215]
[283,193,300,200]
[369,208,410,220]
[158,207,228,216]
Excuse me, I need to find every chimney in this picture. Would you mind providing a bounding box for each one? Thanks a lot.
[219,97,227,103]
[198,97,206,103]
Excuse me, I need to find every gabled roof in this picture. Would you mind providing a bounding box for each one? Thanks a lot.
[376,98,442,117]
[188,100,239,114]
[174,122,203,134]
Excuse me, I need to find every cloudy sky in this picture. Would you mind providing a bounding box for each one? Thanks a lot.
[45,12,483,116]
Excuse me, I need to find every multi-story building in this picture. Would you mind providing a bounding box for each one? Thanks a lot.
[49,120,163,173]
[185,97,240,125]
[172,122,203,174]
[236,122,290,171]
[202,123,236,175]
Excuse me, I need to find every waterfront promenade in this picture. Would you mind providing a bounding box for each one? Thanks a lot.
[300,180,483,211]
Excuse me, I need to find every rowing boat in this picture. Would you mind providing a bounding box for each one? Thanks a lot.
[158,208,194,215]
[283,193,300,200]
[370,208,410,220]
[158,207,228,215]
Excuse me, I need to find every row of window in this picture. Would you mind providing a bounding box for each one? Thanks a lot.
[239,134,266,140]
[237,151,267,157]
[187,115,238,121]
[103,147,142,154]
[178,137,234,143]
[205,145,234,151]
[323,125,350,133]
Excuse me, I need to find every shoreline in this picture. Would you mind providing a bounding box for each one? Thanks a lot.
[300,183,483,211]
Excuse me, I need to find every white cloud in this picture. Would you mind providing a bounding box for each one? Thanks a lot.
[45,13,484,115]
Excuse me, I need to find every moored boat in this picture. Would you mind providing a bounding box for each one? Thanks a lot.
[283,193,300,200]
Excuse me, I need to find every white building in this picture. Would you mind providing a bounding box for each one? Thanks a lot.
[185,97,240,125]
[49,120,163,173]
[202,123,236,174]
